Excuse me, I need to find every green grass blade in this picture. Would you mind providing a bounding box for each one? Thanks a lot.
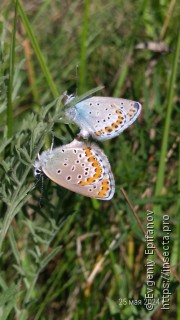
[113,53,131,97]
[155,30,180,197]
[78,0,89,94]
[177,141,180,320]
[113,0,148,96]
[63,85,104,109]
[15,0,59,98]
[7,1,18,138]
[153,30,180,224]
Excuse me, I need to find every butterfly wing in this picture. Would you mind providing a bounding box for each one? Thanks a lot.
[65,96,141,141]
[42,139,115,200]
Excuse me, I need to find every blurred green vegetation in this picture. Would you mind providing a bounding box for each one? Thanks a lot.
[0,0,180,319]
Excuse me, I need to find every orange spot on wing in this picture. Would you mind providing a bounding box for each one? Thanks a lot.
[98,179,110,198]
[127,110,135,116]
[96,114,125,135]
[78,178,95,185]
[105,127,113,133]
[111,123,118,129]
[84,147,92,157]
[88,155,96,162]
[95,130,103,136]
[87,177,95,183]
[97,190,106,197]
[78,181,87,186]
[93,166,102,179]
[127,108,136,117]
[78,152,103,186]
[102,179,110,191]
[95,166,102,174]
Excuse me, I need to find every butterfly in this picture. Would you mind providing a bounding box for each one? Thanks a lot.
[34,139,115,200]
[63,95,142,141]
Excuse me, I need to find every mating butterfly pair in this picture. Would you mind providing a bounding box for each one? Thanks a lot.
[34,95,141,200]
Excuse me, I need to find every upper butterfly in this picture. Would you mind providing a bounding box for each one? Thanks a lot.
[63,96,142,141]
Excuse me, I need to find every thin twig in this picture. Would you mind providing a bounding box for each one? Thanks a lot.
[120,188,180,282]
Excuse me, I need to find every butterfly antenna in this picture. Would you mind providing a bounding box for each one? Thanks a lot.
[75,64,79,96]
[39,174,44,208]
[34,171,44,208]
[50,134,55,152]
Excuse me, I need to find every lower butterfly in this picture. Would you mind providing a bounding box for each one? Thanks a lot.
[34,139,115,200]
[64,96,142,141]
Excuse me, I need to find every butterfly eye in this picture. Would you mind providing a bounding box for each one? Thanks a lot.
[35,169,41,176]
